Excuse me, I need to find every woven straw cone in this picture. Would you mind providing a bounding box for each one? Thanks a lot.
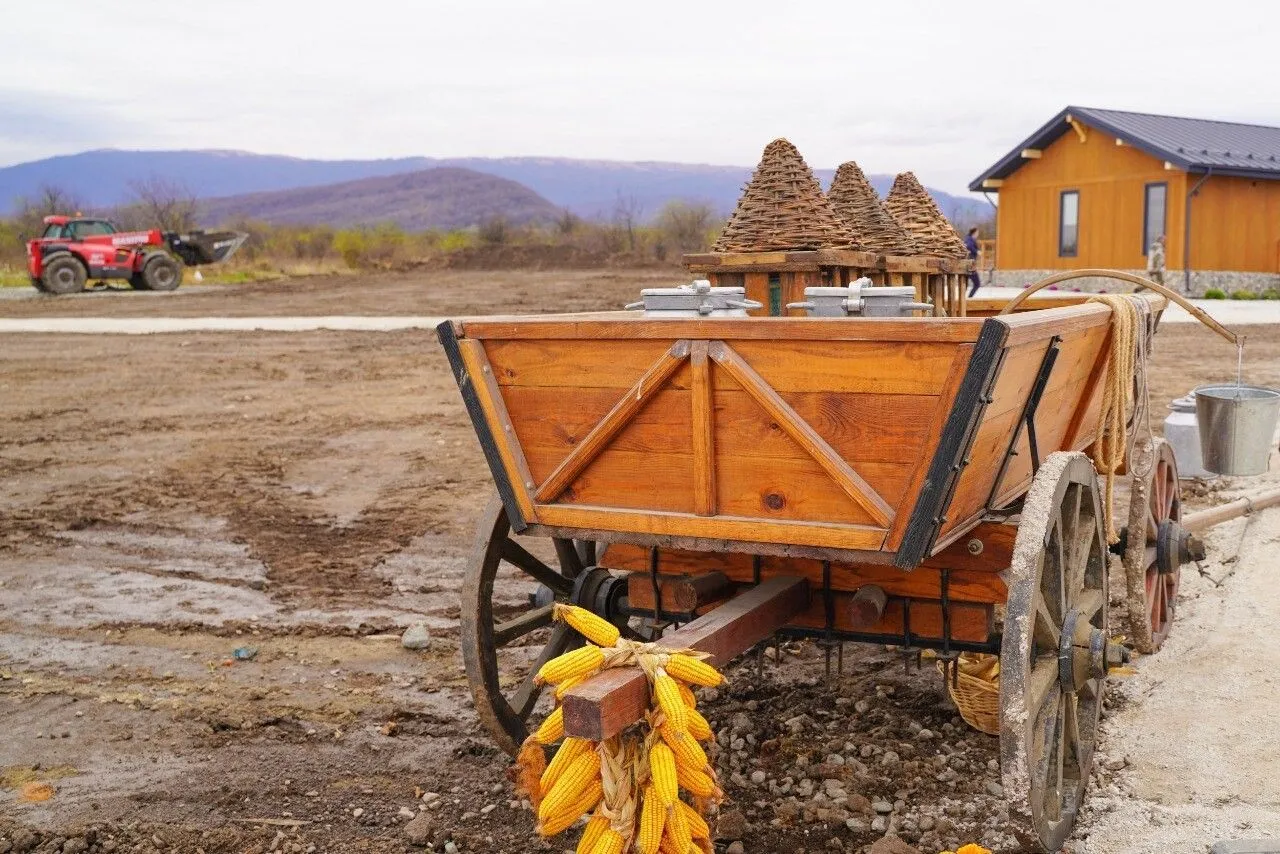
[826,162,920,257]
[713,139,859,253]
[883,172,969,258]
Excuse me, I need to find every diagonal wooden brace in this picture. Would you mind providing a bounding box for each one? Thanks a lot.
[561,576,810,741]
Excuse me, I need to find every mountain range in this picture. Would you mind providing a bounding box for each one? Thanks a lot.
[0,148,988,228]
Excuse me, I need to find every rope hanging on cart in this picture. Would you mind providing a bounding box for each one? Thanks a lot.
[1087,295,1153,543]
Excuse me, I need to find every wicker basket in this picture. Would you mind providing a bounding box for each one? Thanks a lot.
[938,655,1001,736]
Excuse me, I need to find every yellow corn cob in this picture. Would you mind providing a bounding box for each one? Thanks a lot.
[676,680,698,709]
[555,673,587,700]
[664,798,693,853]
[537,644,605,686]
[533,705,565,745]
[538,751,602,823]
[657,837,689,854]
[592,829,625,854]
[677,800,709,840]
[636,783,666,854]
[649,741,678,806]
[541,736,593,792]
[654,671,688,732]
[686,707,713,742]
[556,604,621,648]
[661,722,709,775]
[536,778,602,837]
[576,813,609,854]
[665,654,722,687]
[676,761,716,798]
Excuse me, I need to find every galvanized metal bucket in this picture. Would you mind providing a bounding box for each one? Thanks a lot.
[1194,384,1280,476]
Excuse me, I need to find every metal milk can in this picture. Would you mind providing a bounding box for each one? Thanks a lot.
[1164,393,1211,479]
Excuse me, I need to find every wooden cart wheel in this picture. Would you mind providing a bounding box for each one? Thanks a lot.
[1000,452,1125,853]
[1124,439,1182,652]
[460,494,608,756]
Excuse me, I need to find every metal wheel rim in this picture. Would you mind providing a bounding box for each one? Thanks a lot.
[1001,452,1108,852]
[1142,441,1181,649]
[459,494,593,756]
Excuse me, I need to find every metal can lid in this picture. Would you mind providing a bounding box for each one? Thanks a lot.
[1169,394,1197,412]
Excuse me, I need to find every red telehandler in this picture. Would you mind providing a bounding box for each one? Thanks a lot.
[26,216,248,294]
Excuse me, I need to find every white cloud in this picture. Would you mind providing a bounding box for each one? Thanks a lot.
[3,0,1279,194]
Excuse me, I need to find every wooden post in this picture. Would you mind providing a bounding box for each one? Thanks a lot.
[562,577,810,741]
[625,571,733,613]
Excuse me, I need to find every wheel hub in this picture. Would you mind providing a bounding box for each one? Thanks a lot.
[1156,520,1205,575]
[1059,609,1130,691]
[569,567,627,621]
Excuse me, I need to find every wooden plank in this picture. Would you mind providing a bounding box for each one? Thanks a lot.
[625,571,733,613]
[503,386,940,467]
[534,341,690,503]
[562,576,811,740]
[710,342,895,528]
[884,345,973,551]
[1061,324,1114,449]
[790,595,992,643]
[690,341,716,516]
[527,446,915,522]
[458,317,986,344]
[598,529,1012,605]
[456,339,539,521]
[721,340,959,395]
[996,303,1113,347]
[533,504,889,553]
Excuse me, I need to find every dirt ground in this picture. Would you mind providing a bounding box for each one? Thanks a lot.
[2,271,1278,854]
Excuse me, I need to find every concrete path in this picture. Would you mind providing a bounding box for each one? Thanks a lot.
[1,289,1277,334]
[0,316,445,334]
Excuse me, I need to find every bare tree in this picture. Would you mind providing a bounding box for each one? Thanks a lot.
[128,176,198,232]
[12,184,86,236]
[555,208,580,236]
[654,200,718,253]
[613,193,644,253]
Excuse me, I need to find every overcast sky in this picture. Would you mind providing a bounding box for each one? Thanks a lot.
[4,0,1279,195]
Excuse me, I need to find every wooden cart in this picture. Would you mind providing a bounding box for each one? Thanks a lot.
[438,291,1189,852]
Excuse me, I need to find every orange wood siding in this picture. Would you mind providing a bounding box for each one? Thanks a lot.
[996,126,1186,271]
[1188,175,1280,273]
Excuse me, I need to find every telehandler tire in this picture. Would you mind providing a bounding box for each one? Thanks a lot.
[141,253,183,291]
[41,254,87,295]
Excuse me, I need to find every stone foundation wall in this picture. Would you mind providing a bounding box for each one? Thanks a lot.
[987,269,1280,297]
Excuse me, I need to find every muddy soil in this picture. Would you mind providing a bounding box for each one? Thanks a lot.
[2,271,1279,854]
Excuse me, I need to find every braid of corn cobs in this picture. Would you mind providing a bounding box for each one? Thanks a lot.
[509,608,724,851]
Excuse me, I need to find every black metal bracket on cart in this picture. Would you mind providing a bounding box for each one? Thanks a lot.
[986,335,1061,510]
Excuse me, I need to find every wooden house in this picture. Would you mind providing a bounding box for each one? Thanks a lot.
[970,106,1280,294]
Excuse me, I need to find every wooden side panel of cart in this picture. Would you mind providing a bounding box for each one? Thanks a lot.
[438,300,1151,568]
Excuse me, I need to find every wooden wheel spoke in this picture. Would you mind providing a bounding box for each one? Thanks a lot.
[1075,589,1104,623]
[501,538,573,594]
[1064,692,1086,780]
[554,539,586,579]
[1034,599,1061,650]
[511,624,572,719]
[493,604,553,647]
[1028,655,1060,716]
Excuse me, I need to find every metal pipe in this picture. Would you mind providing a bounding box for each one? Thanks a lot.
[1183,167,1213,294]
[1182,486,1280,533]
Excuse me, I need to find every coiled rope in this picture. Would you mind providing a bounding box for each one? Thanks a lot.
[1086,294,1154,543]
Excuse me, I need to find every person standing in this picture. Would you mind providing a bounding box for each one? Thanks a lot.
[1146,234,1166,286]
[964,227,981,297]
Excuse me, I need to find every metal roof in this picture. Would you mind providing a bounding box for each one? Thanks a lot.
[969,106,1280,191]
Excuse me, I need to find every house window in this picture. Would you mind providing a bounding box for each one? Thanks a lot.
[1059,190,1079,258]
[1143,182,1167,253]
[767,273,782,316]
